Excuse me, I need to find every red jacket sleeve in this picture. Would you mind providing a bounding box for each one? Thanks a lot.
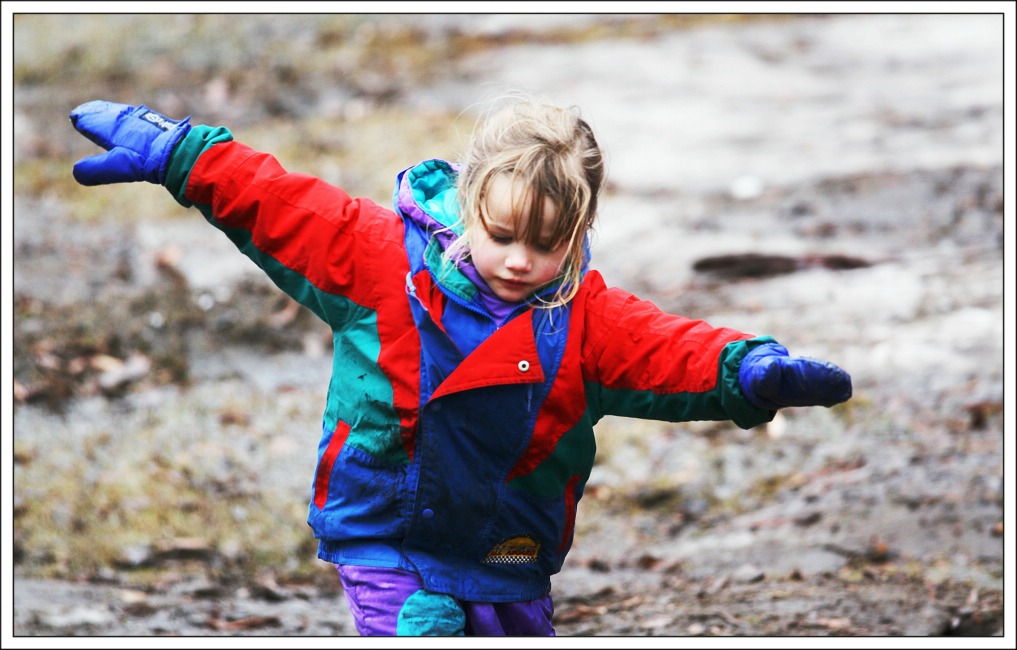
[183,139,410,326]
[578,271,775,429]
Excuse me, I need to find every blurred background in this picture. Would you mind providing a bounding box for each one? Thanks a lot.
[7,10,1010,637]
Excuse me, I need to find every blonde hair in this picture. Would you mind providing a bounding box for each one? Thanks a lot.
[446,98,606,308]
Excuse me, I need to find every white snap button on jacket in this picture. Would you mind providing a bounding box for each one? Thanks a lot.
[517,360,530,372]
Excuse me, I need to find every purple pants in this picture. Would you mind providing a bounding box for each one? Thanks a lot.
[336,564,556,636]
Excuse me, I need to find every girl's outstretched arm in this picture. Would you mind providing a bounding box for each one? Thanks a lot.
[578,271,851,429]
[69,100,408,329]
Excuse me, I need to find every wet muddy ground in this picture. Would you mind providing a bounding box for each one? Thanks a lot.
[8,12,1009,641]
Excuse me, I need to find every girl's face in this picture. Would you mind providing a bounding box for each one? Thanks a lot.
[467,175,568,303]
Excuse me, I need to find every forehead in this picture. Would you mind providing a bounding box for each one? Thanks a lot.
[483,175,556,232]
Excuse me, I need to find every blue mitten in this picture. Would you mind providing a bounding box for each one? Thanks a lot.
[739,342,852,410]
[69,100,191,185]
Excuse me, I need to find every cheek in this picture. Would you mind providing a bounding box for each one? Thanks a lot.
[537,251,567,279]
[465,230,488,259]
[468,239,498,273]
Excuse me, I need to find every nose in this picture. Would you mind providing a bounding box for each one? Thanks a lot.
[504,243,532,273]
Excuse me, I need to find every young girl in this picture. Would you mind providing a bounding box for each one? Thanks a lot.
[69,97,852,636]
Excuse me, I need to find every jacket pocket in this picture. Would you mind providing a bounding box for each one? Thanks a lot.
[313,420,351,509]
[309,422,408,540]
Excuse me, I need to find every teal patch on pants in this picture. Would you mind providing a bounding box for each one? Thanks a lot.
[396,589,467,636]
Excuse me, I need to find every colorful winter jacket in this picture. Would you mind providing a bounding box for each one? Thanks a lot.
[164,125,778,602]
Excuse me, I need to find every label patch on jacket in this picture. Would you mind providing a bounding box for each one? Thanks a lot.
[483,534,541,564]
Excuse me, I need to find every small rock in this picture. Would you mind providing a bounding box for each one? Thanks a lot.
[97,352,152,392]
[793,511,823,527]
[116,543,153,568]
[119,589,149,605]
[169,576,223,599]
[730,174,764,200]
[252,576,291,602]
[698,574,730,597]
[731,564,765,584]
[587,558,611,573]
[155,536,214,562]
[640,613,673,630]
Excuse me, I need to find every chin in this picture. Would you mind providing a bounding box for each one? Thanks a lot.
[495,286,530,302]
[498,291,527,303]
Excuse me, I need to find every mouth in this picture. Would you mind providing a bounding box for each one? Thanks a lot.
[498,278,530,290]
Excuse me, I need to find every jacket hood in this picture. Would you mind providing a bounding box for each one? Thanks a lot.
[394,159,462,251]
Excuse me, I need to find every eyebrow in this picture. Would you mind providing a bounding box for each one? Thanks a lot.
[485,219,513,233]
[485,218,557,246]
